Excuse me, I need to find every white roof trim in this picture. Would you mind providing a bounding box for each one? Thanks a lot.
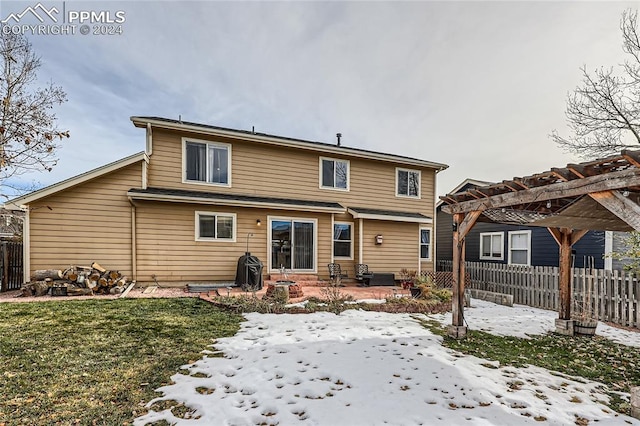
[436,178,495,208]
[7,152,148,207]
[128,191,346,214]
[131,117,448,171]
[348,208,433,224]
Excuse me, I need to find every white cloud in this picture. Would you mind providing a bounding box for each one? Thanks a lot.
[2,0,637,197]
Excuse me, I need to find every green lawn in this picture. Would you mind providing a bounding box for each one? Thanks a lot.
[0,298,242,426]
[2,298,639,424]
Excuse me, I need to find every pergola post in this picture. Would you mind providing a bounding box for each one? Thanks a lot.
[547,227,588,335]
[451,213,465,333]
[449,210,481,339]
[558,229,572,320]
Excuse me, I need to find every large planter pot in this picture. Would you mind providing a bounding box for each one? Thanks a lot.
[409,287,422,298]
[574,319,598,336]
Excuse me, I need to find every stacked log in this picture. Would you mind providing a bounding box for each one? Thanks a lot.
[22,262,129,297]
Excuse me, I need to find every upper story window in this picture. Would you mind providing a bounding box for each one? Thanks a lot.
[480,232,504,260]
[196,211,236,241]
[320,157,349,190]
[396,168,420,198]
[184,138,231,186]
[508,230,531,266]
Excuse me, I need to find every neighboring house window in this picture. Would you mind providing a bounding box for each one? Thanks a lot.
[333,222,353,258]
[420,228,431,260]
[396,168,420,198]
[321,158,349,190]
[480,232,504,260]
[196,212,236,241]
[184,138,231,185]
[508,230,531,265]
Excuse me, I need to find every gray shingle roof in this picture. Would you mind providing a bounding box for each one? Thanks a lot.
[348,207,431,220]
[128,187,344,210]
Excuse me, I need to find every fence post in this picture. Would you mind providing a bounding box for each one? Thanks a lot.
[1,242,7,292]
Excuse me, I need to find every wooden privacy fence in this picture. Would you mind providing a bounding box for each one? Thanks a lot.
[438,260,640,329]
[1,242,23,292]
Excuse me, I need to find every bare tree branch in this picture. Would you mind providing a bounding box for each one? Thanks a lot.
[551,9,640,159]
[0,32,69,197]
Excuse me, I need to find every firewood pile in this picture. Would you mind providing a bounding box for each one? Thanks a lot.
[21,262,130,297]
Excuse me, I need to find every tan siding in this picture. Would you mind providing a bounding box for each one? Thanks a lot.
[147,129,436,217]
[140,128,439,282]
[29,162,142,277]
[361,221,423,277]
[135,202,333,283]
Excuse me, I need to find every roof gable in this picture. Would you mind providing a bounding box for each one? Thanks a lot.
[6,152,148,207]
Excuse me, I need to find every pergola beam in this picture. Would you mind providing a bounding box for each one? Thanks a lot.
[442,168,640,215]
[589,190,640,231]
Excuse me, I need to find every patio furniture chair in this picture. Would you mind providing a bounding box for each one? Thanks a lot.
[354,263,374,287]
[327,263,347,286]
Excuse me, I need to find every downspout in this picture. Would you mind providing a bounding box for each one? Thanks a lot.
[331,214,335,263]
[146,123,153,155]
[430,169,440,274]
[130,201,137,281]
[604,231,613,271]
[22,206,30,283]
[142,160,148,189]
[358,218,364,264]
[418,224,422,275]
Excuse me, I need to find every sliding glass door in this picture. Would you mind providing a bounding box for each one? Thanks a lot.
[270,218,315,272]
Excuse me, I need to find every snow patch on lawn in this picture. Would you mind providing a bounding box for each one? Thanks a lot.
[135,300,640,425]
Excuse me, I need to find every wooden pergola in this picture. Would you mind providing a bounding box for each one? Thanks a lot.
[440,149,640,338]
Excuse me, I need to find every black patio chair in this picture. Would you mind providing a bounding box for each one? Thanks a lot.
[354,263,374,287]
[327,263,347,286]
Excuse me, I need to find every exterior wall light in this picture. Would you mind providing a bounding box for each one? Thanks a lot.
[256,219,262,226]
[375,234,383,245]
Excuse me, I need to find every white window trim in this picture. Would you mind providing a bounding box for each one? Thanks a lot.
[182,137,232,187]
[195,211,237,242]
[319,157,350,191]
[507,230,531,266]
[480,232,504,261]
[420,227,432,261]
[333,221,354,260]
[395,167,421,199]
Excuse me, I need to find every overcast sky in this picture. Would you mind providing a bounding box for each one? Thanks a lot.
[1,0,637,200]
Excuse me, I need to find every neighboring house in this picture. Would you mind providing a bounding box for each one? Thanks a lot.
[436,179,620,270]
[0,208,24,240]
[8,117,448,284]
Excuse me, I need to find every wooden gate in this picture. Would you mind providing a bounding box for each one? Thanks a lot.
[1,242,23,291]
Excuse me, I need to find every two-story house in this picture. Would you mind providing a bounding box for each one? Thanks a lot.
[9,117,448,285]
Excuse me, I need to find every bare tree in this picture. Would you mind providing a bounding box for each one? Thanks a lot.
[0,32,69,196]
[551,9,640,158]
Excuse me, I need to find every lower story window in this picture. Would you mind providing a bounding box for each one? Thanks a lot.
[196,212,235,241]
[420,228,431,260]
[333,222,353,258]
[508,230,531,265]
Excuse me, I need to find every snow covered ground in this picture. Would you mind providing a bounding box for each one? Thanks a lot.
[135,300,640,425]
